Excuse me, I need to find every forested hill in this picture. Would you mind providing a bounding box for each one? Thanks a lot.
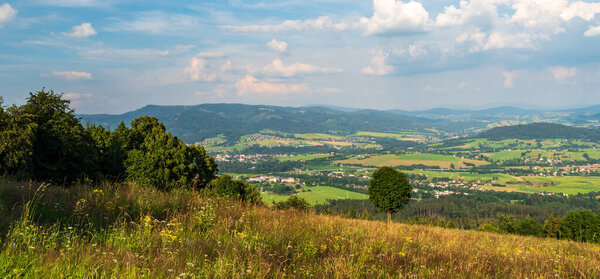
[80,104,437,143]
[476,122,600,140]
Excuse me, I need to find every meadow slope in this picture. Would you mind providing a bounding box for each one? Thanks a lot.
[0,181,599,278]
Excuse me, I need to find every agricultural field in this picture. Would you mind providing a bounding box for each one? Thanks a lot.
[336,154,489,169]
[261,186,368,205]
[354,131,425,141]
[277,154,333,162]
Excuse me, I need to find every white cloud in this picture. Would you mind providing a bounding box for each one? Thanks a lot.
[503,70,517,88]
[235,75,307,95]
[251,59,342,77]
[560,1,600,21]
[195,51,225,58]
[584,25,600,37]
[185,57,217,82]
[0,3,17,26]
[62,22,97,38]
[50,71,93,80]
[362,50,394,75]
[107,11,199,34]
[549,66,576,80]
[360,0,429,35]
[266,39,288,54]
[435,0,501,28]
[483,32,535,50]
[222,16,350,32]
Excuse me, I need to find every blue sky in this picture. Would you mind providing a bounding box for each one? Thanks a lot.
[1,0,600,113]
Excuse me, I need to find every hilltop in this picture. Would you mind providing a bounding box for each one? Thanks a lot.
[1,181,599,278]
[476,122,600,141]
[80,104,436,143]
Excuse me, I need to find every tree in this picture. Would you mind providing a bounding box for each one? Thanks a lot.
[273,195,311,212]
[207,175,261,203]
[1,89,96,183]
[544,214,562,239]
[368,166,411,224]
[560,211,600,243]
[516,217,544,237]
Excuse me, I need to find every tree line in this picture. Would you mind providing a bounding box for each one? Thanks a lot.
[0,90,220,189]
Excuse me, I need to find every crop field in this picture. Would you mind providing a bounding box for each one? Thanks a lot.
[337,154,489,169]
[354,131,424,141]
[485,148,600,161]
[277,154,333,162]
[294,133,345,140]
[482,176,600,194]
[261,186,368,205]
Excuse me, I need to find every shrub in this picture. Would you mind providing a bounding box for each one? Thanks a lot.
[207,175,261,203]
[273,195,311,212]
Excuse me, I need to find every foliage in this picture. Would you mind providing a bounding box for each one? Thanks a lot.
[0,89,96,183]
[0,89,217,189]
[559,211,600,243]
[368,167,411,219]
[207,175,261,203]
[477,122,600,141]
[273,195,311,212]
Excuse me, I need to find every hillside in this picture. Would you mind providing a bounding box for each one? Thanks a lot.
[80,104,436,143]
[476,122,600,141]
[1,181,599,278]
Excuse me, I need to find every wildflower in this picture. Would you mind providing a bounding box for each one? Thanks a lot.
[398,252,406,257]
[237,232,247,238]
[411,274,416,277]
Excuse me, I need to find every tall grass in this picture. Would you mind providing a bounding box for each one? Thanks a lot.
[0,179,599,278]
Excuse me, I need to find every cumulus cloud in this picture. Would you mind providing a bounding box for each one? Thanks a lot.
[50,71,93,80]
[195,51,225,58]
[235,75,307,95]
[251,59,342,77]
[457,31,535,52]
[0,3,17,26]
[435,0,500,28]
[549,66,576,80]
[266,39,288,54]
[560,1,600,21]
[62,22,97,38]
[63,92,93,106]
[185,57,217,82]
[222,16,350,32]
[362,50,393,75]
[360,0,429,35]
[584,25,600,37]
[503,71,517,88]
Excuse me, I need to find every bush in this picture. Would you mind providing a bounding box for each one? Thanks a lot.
[207,175,261,203]
[273,195,311,212]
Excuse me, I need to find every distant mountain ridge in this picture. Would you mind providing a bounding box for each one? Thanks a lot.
[476,123,600,141]
[80,103,437,143]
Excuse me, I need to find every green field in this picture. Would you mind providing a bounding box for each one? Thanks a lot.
[278,154,332,162]
[294,133,345,140]
[354,131,423,141]
[337,154,488,168]
[261,186,368,205]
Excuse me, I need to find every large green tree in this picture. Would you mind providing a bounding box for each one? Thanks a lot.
[125,116,217,190]
[560,211,600,243]
[0,89,96,183]
[368,166,412,224]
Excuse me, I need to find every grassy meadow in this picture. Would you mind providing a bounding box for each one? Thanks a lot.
[261,186,368,205]
[337,154,489,169]
[1,179,599,278]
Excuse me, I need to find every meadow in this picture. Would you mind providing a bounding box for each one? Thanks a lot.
[337,154,488,169]
[1,180,599,278]
[261,186,368,205]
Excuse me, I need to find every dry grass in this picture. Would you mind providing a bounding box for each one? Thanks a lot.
[1,180,599,278]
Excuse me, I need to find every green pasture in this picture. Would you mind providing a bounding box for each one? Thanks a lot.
[261,186,368,205]
[278,154,333,162]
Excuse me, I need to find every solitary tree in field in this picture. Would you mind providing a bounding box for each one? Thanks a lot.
[369,166,411,224]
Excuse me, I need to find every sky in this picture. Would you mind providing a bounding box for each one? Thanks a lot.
[1,0,600,114]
